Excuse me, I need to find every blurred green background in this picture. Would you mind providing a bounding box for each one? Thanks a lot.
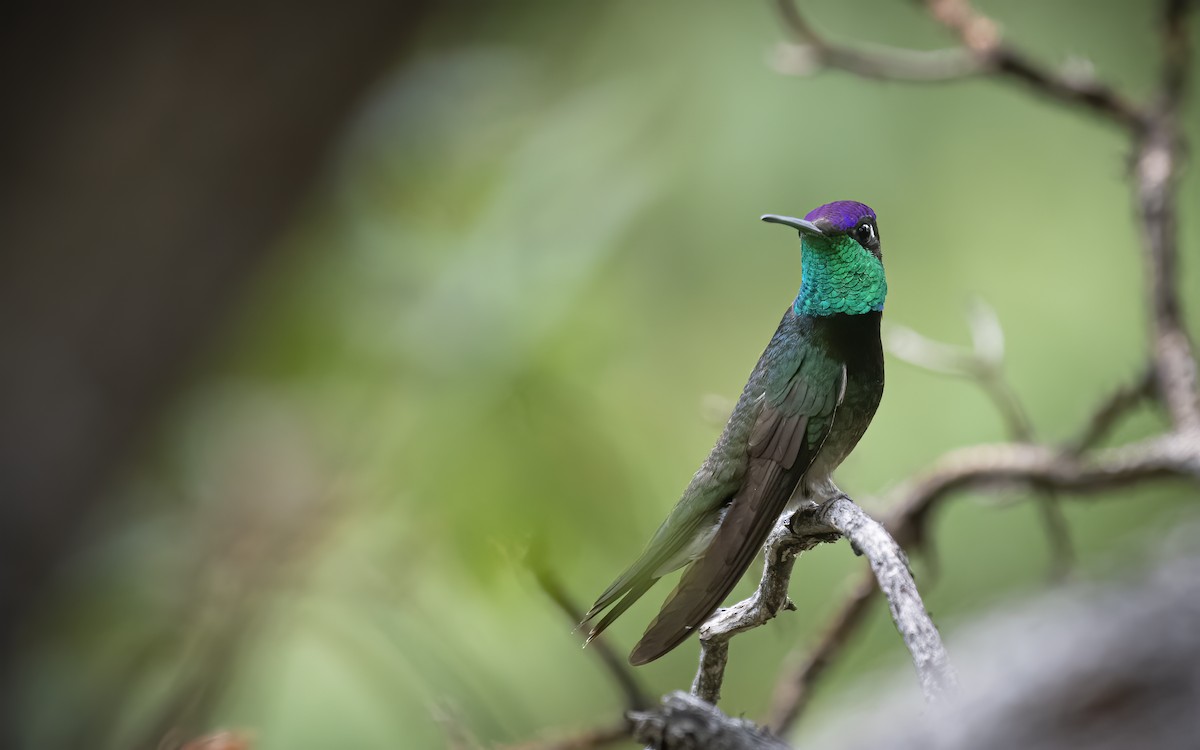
[16,1,1200,748]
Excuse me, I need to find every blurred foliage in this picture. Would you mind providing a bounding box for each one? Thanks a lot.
[16,1,1200,748]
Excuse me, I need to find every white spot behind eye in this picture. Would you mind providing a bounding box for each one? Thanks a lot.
[860,223,875,241]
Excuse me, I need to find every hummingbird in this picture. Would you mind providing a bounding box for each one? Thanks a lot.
[581,200,887,665]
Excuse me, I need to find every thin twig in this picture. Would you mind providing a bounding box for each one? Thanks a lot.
[975,373,1075,579]
[533,566,652,711]
[1069,367,1158,454]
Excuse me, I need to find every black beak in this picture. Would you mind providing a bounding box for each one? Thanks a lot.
[760,214,823,236]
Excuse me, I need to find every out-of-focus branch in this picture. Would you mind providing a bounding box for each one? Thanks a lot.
[774,0,1147,130]
[499,721,630,750]
[630,692,791,750]
[516,568,650,750]
[532,566,652,712]
[1068,367,1158,453]
[920,0,1148,130]
[692,497,954,707]
[887,434,1200,547]
[772,0,979,81]
[888,301,1076,577]
[1135,0,1200,435]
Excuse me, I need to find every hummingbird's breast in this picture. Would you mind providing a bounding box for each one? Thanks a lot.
[802,312,885,493]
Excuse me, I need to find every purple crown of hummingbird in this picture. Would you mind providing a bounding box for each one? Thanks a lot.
[804,200,876,233]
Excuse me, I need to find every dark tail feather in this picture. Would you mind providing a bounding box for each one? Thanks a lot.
[628,569,727,666]
[630,459,796,666]
[583,575,656,644]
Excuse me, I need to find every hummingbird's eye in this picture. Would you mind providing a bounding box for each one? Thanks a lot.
[856,223,876,245]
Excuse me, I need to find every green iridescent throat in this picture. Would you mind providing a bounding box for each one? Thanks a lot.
[793,234,887,317]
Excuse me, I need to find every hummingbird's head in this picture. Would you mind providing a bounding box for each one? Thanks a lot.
[761,200,886,316]
[760,200,881,259]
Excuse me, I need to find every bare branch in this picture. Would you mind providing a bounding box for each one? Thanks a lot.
[692,511,841,704]
[920,0,1148,130]
[773,0,980,82]
[1162,0,1195,107]
[821,497,956,698]
[886,301,1033,443]
[887,434,1200,546]
[1030,487,1074,581]
[629,692,791,750]
[691,497,954,706]
[774,0,1147,129]
[888,304,1076,577]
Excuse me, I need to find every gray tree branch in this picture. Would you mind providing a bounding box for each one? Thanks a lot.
[691,496,955,706]
[822,496,956,697]
[629,692,791,750]
[691,509,840,704]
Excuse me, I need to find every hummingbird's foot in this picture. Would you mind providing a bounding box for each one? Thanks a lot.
[785,501,821,533]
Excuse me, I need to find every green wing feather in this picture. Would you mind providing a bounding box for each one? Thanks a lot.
[628,355,846,665]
